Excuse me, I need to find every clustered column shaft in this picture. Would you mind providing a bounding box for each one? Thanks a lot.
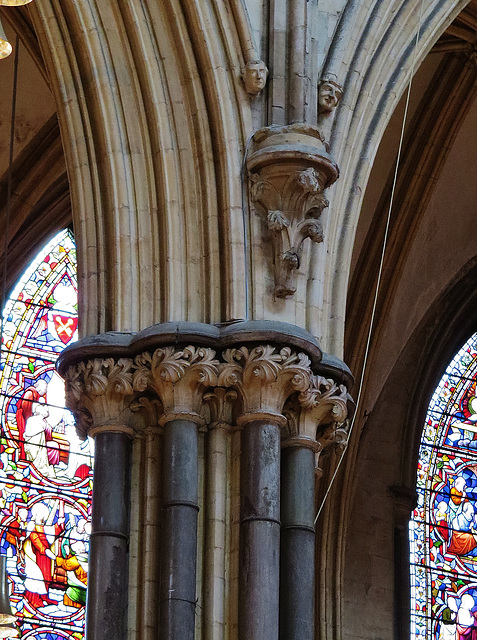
[58,324,351,640]
[160,418,200,640]
[60,356,136,640]
[280,445,316,640]
[240,418,282,640]
[87,430,132,640]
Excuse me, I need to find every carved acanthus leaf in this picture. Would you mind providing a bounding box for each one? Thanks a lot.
[301,219,324,244]
[250,173,280,210]
[268,210,290,231]
[64,357,135,438]
[129,394,163,430]
[218,345,312,419]
[133,346,219,420]
[295,374,349,456]
[316,422,349,459]
[203,388,238,427]
[298,168,321,193]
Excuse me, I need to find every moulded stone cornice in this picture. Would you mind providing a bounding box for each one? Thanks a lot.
[63,357,136,439]
[133,346,220,426]
[57,322,353,436]
[57,320,324,370]
[247,124,339,298]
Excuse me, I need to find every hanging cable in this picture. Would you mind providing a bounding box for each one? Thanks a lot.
[0,35,19,358]
[314,0,426,525]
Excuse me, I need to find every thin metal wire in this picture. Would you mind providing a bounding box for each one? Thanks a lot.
[314,0,426,526]
[0,35,19,356]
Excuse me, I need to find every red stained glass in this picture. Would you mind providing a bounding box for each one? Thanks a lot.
[411,334,477,639]
[0,230,91,639]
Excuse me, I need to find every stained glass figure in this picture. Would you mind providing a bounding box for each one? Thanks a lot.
[411,333,477,640]
[0,230,91,639]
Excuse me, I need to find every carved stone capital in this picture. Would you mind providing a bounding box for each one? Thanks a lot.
[203,387,238,429]
[133,346,219,426]
[64,357,136,439]
[247,124,339,298]
[283,374,349,472]
[218,345,313,425]
[129,393,164,432]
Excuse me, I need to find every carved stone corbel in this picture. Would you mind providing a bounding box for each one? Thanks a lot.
[247,124,339,298]
[64,357,136,438]
[133,345,219,426]
[218,344,313,425]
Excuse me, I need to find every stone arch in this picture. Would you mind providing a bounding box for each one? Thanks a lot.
[319,0,469,354]
[27,0,254,336]
[342,256,477,640]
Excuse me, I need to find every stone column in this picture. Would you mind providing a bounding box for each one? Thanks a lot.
[202,388,237,640]
[390,486,417,640]
[133,346,219,640]
[62,356,137,640]
[280,375,348,640]
[218,344,313,640]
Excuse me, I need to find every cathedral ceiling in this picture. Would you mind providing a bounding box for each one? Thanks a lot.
[0,6,68,291]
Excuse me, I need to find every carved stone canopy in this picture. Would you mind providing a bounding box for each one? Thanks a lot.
[247,124,339,298]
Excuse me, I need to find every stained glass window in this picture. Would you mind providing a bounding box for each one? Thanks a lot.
[410,333,477,640]
[0,229,91,639]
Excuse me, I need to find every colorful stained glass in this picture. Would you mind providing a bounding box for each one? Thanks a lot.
[411,333,477,639]
[0,230,91,639]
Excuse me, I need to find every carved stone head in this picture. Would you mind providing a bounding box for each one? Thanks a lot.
[242,60,268,95]
[318,74,343,114]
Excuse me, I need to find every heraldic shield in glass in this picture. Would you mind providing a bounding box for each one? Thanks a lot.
[410,333,477,640]
[0,229,92,639]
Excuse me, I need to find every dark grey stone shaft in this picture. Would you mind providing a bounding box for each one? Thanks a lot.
[160,419,199,640]
[280,446,315,640]
[240,420,281,640]
[87,431,131,640]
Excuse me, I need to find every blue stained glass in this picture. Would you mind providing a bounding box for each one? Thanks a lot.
[411,333,477,639]
[0,230,91,639]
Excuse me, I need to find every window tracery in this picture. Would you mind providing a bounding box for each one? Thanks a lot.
[0,229,91,639]
[411,333,477,639]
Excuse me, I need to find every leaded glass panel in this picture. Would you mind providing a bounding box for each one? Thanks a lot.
[0,230,91,638]
[411,333,477,639]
